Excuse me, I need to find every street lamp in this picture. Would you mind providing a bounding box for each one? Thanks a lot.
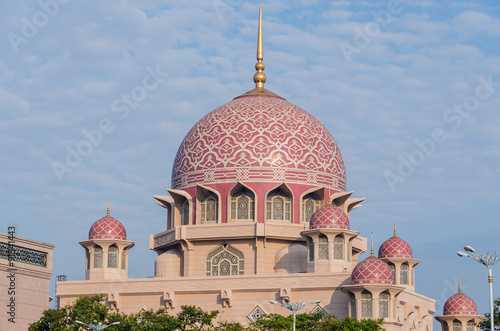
[457,245,500,331]
[75,320,120,331]
[269,298,320,331]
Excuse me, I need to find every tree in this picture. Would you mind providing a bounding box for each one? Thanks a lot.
[480,297,500,330]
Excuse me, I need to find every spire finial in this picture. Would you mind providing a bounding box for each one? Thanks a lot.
[107,198,110,216]
[253,4,266,88]
[370,232,374,257]
[458,276,462,293]
[327,185,332,204]
[394,218,397,237]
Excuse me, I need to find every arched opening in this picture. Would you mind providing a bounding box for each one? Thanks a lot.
[302,193,320,223]
[206,244,244,276]
[85,247,90,270]
[400,262,409,285]
[466,320,475,331]
[379,291,390,319]
[266,188,291,221]
[318,234,329,260]
[180,199,189,225]
[308,238,314,262]
[200,191,218,224]
[334,235,344,260]
[93,246,103,268]
[361,290,372,318]
[108,245,118,268]
[387,262,396,283]
[350,293,356,318]
[230,187,255,221]
[453,319,461,331]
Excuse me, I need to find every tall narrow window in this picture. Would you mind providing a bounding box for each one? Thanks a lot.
[443,323,449,331]
[466,320,475,331]
[230,188,255,220]
[388,262,396,283]
[453,320,461,331]
[361,290,372,318]
[308,239,314,262]
[318,234,329,260]
[121,249,127,270]
[94,246,102,268]
[379,291,390,318]
[181,199,189,225]
[108,245,118,268]
[350,293,356,318]
[400,263,409,285]
[85,248,90,270]
[266,188,291,221]
[200,191,218,223]
[334,235,344,260]
[206,244,244,276]
[302,193,320,222]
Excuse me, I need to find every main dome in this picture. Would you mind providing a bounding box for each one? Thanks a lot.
[171,95,346,190]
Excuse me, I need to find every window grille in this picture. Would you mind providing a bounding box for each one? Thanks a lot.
[86,248,90,270]
[200,191,218,223]
[230,188,255,220]
[388,262,396,283]
[94,246,102,268]
[453,320,461,331]
[302,193,320,222]
[379,292,390,318]
[318,235,329,260]
[266,188,291,221]
[350,293,356,318]
[309,240,314,262]
[181,199,189,225]
[108,246,118,268]
[206,244,244,276]
[400,263,409,284]
[361,290,372,318]
[466,320,475,331]
[334,235,344,260]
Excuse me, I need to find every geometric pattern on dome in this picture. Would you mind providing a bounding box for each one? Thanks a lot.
[443,292,478,315]
[171,96,346,190]
[89,216,127,240]
[378,236,413,259]
[309,205,349,230]
[351,256,395,285]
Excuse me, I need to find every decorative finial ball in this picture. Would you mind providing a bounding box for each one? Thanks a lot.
[255,62,265,71]
[253,72,266,83]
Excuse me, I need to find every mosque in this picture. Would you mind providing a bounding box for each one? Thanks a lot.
[56,7,485,331]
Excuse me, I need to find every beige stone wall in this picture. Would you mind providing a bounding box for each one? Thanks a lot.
[0,232,54,331]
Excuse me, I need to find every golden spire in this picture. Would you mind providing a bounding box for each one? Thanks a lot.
[253,4,266,88]
[370,232,374,257]
[327,185,331,204]
[107,198,110,216]
[458,276,462,293]
[394,218,397,237]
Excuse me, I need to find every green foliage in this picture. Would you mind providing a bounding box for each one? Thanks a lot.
[480,297,500,330]
[29,295,384,331]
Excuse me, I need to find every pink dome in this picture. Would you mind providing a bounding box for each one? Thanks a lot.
[309,205,349,230]
[378,236,413,259]
[171,95,346,190]
[89,215,127,240]
[443,292,478,315]
[351,256,394,285]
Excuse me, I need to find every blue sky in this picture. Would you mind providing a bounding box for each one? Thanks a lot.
[1,0,500,327]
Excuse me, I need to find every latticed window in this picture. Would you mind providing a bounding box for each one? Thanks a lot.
[266,188,291,221]
[309,240,314,262]
[350,293,356,318]
[94,246,102,268]
[230,188,255,220]
[379,292,390,318]
[400,263,409,285]
[453,320,461,331]
[121,249,127,270]
[108,246,118,268]
[181,199,189,225]
[318,235,329,260]
[388,262,396,283]
[466,320,475,331]
[334,235,344,260]
[302,193,320,222]
[443,323,449,331]
[200,191,218,223]
[206,244,244,276]
[85,248,90,270]
[361,290,372,318]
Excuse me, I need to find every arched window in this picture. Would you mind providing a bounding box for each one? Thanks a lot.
[266,188,291,221]
[334,235,344,260]
[361,290,372,318]
[318,234,329,260]
[400,263,409,285]
[200,191,218,223]
[230,188,255,220]
[453,320,461,331]
[180,199,189,225]
[302,193,320,222]
[93,246,102,268]
[108,245,118,268]
[443,323,449,331]
[466,320,475,331]
[308,239,314,262]
[350,293,356,318]
[388,262,396,283]
[206,244,244,276]
[85,248,90,270]
[379,291,390,318]
[121,248,127,270]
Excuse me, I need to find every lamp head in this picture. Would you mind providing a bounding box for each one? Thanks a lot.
[464,245,476,253]
[283,297,290,303]
[269,300,279,304]
[457,251,469,257]
[311,300,321,304]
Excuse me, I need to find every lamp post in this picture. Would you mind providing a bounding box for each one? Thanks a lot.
[269,298,320,331]
[75,320,120,331]
[457,245,500,331]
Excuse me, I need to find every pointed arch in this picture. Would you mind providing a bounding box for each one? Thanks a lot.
[265,184,293,221]
[206,243,244,276]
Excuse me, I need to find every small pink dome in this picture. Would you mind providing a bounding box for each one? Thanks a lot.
[351,256,394,285]
[378,236,413,259]
[443,292,478,315]
[89,215,127,240]
[309,205,349,230]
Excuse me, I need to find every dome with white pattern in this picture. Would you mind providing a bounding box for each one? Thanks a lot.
[89,215,127,241]
[351,256,394,285]
[378,236,413,259]
[443,292,478,315]
[309,204,350,230]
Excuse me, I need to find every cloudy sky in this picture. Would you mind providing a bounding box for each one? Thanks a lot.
[1,0,500,326]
